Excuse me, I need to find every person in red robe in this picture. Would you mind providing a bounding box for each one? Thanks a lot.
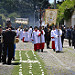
[31,26,40,51]
[38,27,45,52]
[51,26,55,51]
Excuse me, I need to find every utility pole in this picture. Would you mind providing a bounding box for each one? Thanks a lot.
[62,0,65,2]
[54,0,56,9]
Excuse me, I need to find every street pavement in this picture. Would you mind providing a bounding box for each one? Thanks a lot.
[16,40,34,50]
[0,39,75,75]
[38,39,75,75]
[16,39,75,75]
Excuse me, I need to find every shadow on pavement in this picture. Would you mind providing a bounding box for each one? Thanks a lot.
[11,62,21,65]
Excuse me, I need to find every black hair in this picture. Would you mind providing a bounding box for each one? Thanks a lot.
[6,21,11,26]
[30,26,32,28]
[34,26,38,29]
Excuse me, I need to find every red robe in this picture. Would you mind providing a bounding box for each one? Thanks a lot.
[51,37,55,49]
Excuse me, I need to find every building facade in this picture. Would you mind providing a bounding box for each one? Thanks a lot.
[64,11,75,27]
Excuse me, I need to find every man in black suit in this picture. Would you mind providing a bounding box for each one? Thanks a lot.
[72,25,75,49]
[67,26,72,46]
[2,28,16,65]
[0,26,3,62]
[44,24,51,49]
[61,25,66,47]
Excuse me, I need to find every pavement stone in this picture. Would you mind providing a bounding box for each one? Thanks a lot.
[0,39,75,75]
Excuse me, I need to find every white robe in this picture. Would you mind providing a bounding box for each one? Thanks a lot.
[19,29,23,40]
[54,29,62,51]
[23,31,29,42]
[38,30,45,43]
[16,28,20,37]
[51,30,55,41]
[28,28,33,42]
[31,30,39,44]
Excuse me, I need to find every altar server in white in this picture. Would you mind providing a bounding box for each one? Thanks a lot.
[19,28,23,40]
[23,28,29,42]
[38,27,45,52]
[28,26,33,42]
[31,26,40,51]
[51,26,55,51]
[54,25,62,53]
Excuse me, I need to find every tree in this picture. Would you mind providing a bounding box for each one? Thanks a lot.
[57,0,75,22]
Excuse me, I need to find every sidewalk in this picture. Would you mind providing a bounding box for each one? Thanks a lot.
[37,39,75,75]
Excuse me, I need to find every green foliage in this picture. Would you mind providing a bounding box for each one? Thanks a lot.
[8,12,20,19]
[0,14,6,20]
[57,0,75,22]
[0,0,50,26]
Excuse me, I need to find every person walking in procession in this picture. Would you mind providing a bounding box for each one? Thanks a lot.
[38,27,45,52]
[51,26,55,52]
[0,25,3,62]
[54,25,62,53]
[72,25,75,49]
[31,26,40,51]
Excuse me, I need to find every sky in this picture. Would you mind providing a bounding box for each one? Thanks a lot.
[49,0,62,3]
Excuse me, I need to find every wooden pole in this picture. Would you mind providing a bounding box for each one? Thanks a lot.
[54,0,56,9]
[40,8,42,27]
[40,8,42,46]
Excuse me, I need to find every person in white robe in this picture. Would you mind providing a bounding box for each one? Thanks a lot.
[31,26,40,51]
[28,26,33,42]
[19,28,23,40]
[51,26,55,51]
[38,27,45,52]
[16,28,20,38]
[23,28,29,42]
[54,25,62,53]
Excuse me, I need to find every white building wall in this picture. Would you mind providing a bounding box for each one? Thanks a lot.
[64,11,75,27]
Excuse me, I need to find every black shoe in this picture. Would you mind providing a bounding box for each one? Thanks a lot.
[56,51,59,53]
[3,62,6,64]
[47,47,50,49]
[7,63,11,65]
[7,61,11,65]
[41,49,43,52]
[0,60,1,63]
[53,49,55,52]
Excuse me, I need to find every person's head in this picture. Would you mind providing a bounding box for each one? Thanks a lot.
[70,26,72,29]
[39,26,42,31]
[62,25,64,28]
[24,28,26,31]
[59,26,62,29]
[19,26,21,28]
[42,26,44,30]
[6,21,11,27]
[52,26,55,30]
[55,25,59,29]
[47,27,50,30]
[67,27,69,29]
[0,25,2,33]
[74,26,75,30]
[34,26,38,31]
[30,26,32,28]
[74,25,75,28]
[25,28,28,32]
[47,23,49,28]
